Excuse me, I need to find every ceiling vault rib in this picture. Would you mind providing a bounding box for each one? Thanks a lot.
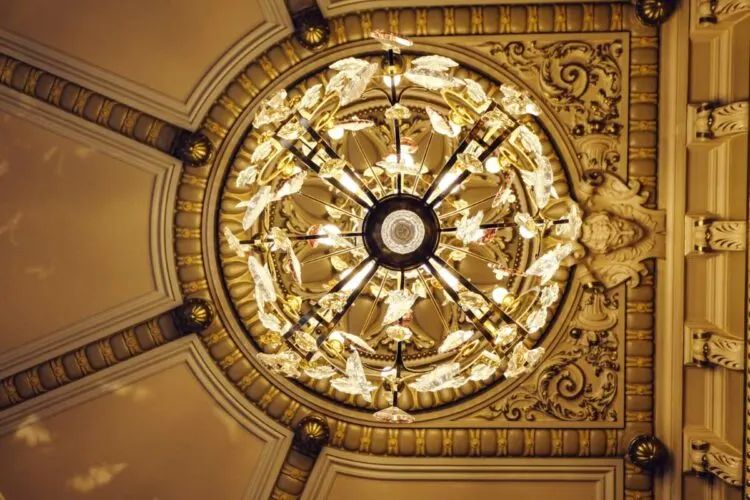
[0,52,213,166]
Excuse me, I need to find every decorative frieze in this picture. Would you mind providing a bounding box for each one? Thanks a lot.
[688,439,742,488]
[685,216,747,255]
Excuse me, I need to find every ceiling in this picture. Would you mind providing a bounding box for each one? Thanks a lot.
[0,0,748,499]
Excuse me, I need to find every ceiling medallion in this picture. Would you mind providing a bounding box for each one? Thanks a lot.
[220,31,582,424]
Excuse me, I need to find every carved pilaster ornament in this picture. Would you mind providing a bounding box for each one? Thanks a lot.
[173,298,215,334]
[689,331,743,370]
[171,131,214,167]
[693,101,748,140]
[689,439,742,487]
[293,415,330,457]
[698,0,750,24]
[627,435,668,472]
[633,0,678,26]
[686,216,747,254]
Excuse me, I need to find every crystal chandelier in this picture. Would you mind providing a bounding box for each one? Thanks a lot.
[222,30,582,424]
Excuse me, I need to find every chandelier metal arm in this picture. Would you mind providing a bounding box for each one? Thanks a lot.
[360,270,389,336]
[422,259,497,344]
[301,245,364,265]
[327,263,379,327]
[430,253,529,336]
[416,267,450,331]
[440,218,569,234]
[296,191,364,220]
[438,194,495,219]
[410,132,433,195]
[352,133,386,195]
[438,243,496,265]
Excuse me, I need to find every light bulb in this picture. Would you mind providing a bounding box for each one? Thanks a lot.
[401,151,414,168]
[327,125,345,141]
[383,74,402,87]
[492,287,509,303]
[485,156,501,174]
[438,172,460,194]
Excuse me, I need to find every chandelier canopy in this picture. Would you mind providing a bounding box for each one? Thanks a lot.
[220,30,582,424]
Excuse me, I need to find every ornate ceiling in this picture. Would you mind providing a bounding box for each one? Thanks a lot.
[0,1,748,499]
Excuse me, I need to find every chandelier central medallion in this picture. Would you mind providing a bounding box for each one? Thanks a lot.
[218,31,583,424]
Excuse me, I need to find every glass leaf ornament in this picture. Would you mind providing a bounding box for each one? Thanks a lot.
[554,203,582,240]
[494,324,517,346]
[251,140,275,164]
[468,350,501,381]
[438,329,475,353]
[252,89,292,128]
[269,228,302,284]
[309,224,354,248]
[456,211,486,245]
[293,331,318,354]
[319,158,348,179]
[384,325,413,342]
[330,349,376,403]
[277,120,306,141]
[304,364,337,379]
[257,304,285,333]
[525,307,548,333]
[337,117,375,131]
[257,350,301,378]
[524,346,545,369]
[455,153,484,174]
[334,330,376,354]
[297,84,322,111]
[425,106,461,137]
[319,291,350,313]
[376,157,420,175]
[404,67,464,90]
[539,284,560,308]
[409,362,464,392]
[491,171,516,208]
[382,290,417,325]
[504,342,529,378]
[525,243,573,284]
[385,103,411,121]
[330,57,371,72]
[237,185,273,230]
[373,406,415,424]
[273,170,306,201]
[512,125,544,156]
[370,30,413,52]
[236,166,259,188]
[411,55,459,71]
[463,78,491,111]
[458,291,485,310]
[482,108,514,130]
[497,84,541,117]
[248,255,277,303]
[519,155,557,209]
[327,59,379,106]
[222,227,249,258]
[514,212,537,239]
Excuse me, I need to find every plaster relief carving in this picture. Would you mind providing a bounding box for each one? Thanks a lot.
[691,101,748,140]
[698,0,750,25]
[689,439,742,488]
[686,216,747,254]
[476,285,620,422]
[476,39,625,174]
[575,171,666,288]
[688,330,743,370]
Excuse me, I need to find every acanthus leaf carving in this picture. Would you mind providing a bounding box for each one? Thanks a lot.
[689,330,743,370]
[692,101,748,140]
[689,439,742,488]
[686,216,747,254]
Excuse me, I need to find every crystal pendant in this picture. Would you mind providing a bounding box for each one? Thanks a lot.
[273,170,306,200]
[257,350,301,378]
[384,325,413,342]
[425,106,461,137]
[458,291,485,310]
[385,103,411,121]
[373,405,416,424]
[330,57,372,72]
[382,290,417,325]
[330,350,376,403]
[519,155,557,209]
[524,346,546,369]
[319,158,348,178]
[369,30,413,52]
[468,350,501,381]
[327,60,379,105]
[462,79,491,111]
[222,227,249,257]
[253,89,292,128]
[237,185,273,230]
[319,291,350,313]
[456,211,485,244]
[525,307,548,333]
[554,203,582,240]
[297,84,322,111]
[293,331,318,353]
[482,108,514,130]
[504,342,530,378]
[236,166,258,187]
[497,84,541,117]
[409,363,464,392]
[269,228,302,284]
[333,330,376,354]
[438,329,475,353]
[248,255,277,303]
[376,156,420,175]
[539,284,560,308]
[404,67,464,90]
[257,303,285,333]
[525,243,573,284]
[411,55,459,71]
[514,212,537,239]
[512,125,544,156]
[494,324,517,346]
[304,364,336,379]
[337,117,375,131]
[251,140,275,164]
[277,120,306,141]
[455,153,483,173]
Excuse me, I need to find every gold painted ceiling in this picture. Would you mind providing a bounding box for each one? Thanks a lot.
[0,1,748,499]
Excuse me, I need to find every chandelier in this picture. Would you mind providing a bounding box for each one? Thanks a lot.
[222,30,582,424]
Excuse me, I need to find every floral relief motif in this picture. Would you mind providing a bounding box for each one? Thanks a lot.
[476,286,619,422]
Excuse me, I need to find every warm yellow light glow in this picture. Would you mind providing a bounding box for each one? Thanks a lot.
[492,286,509,303]
[382,75,402,87]
[327,125,345,140]
[485,156,501,174]
[343,261,376,291]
